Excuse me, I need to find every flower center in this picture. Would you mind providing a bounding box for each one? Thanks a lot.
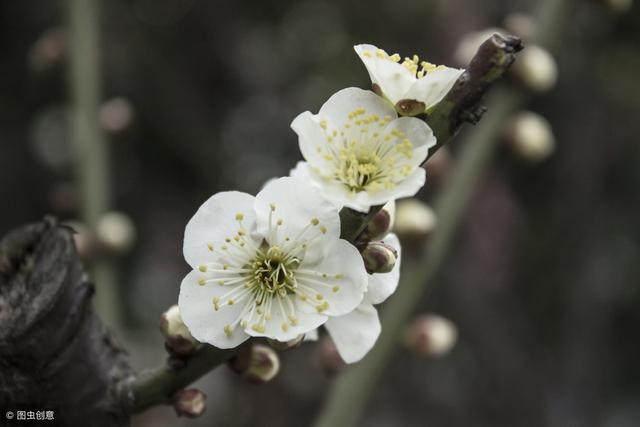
[249,245,299,295]
[316,108,415,194]
[362,48,446,78]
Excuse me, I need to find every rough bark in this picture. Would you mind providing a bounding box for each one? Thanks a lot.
[0,218,132,427]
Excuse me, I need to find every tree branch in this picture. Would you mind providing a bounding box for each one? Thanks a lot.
[0,219,133,427]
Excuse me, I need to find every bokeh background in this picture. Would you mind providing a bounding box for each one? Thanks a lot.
[1,0,639,426]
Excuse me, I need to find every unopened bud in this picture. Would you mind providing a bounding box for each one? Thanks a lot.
[318,336,345,378]
[28,28,67,72]
[511,45,558,92]
[364,200,395,241]
[267,334,305,351]
[173,389,206,418]
[503,13,536,40]
[361,241,397,274]
[99,97,135,135]
[504,111,555,162]
[160,305,199,356]
[403,314,458,358]
[96,211,136,253]
[394,199,437,239]
[229,344,280,384]
[454,28,508,66]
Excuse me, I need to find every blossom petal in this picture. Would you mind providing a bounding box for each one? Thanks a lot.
[244,294,328,342]
[404,67,464,110]
[291,111,333,176]
[178,270,250,349]
[318,87,396,129]
[365,233,402,305]
[354,44,414,103]
[324,303,381,363]
[304,328,319,341]
[296,239,367,316]
[254,177,340,262]
[183,191,258,270]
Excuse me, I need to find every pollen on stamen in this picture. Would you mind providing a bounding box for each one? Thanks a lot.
[311,218,319,226]
[332,286,340,293]
[224,325,233,337]
[316,302,329,313]
[199,265,207,272]
[207,243,214,252]
[277,219,283,226]
[316,293,323,300]
[288,315,298,326]
[252,324,266,333]
[235,213,244,221]
[281,323,289,332]
[319,225,327,234]
[227,299,234,305]
[270,203,276,212]
[198,277,206,286]
[334,274,344,279]
[223,264,229,270]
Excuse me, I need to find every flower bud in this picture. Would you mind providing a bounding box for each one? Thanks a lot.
[318,336,345,378]
[160,305,199,356]
[96,211,136,254]
[267,334,305,351]
[99,97,135,135]
[361,241,398,274]
[173,389,207,418]
[364,200,395,241]
[393,199,437,240]
[504,111,555,162]
[403,314,458,358]
[511,45,558,93]
[228,344,280,384]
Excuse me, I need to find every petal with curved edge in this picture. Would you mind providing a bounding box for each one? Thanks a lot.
[178,270,250,349]
[183,191,259,270]
[318,87,396,129]
[324,303,381,363]
[291,111,333,176]
[365,233,401,305]
[354,44,415,103]
[296,239,367,317]
[254,177,340,263]
[404,67,465,110]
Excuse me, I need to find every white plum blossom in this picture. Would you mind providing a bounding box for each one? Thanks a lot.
[354,44,465,116]
[308,233,402,363]
[291,87,436,212]
[178,177,368,348]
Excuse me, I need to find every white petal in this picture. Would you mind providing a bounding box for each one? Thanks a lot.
[354,44,415,103]
[291,111,333,175]
[254,177,340,263]
[324,303,381,363]
[244,294,328,341]
[388,116,437,167]
[404,67,464,109]
[296,239,367,316]
[183,191,259,270]
[365,233,402,305]
[318,87,396,129]
[178,270,250,349]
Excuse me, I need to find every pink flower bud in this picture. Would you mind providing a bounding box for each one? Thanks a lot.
[361,241,398,274]
[160,305,199,356]
[173,389,206,418]
[228,344,280,384]
[403,314,458,358]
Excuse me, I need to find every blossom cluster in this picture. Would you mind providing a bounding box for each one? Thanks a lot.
[178,44,462,363]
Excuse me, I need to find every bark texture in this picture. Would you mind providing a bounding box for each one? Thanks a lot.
[0,218,132,427]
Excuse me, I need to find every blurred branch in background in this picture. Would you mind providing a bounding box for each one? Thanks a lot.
[67,0,122,331]
[313,0,574,426]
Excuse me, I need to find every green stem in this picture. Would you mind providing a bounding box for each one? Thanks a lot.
[126,346,238,413]
[67,0,121,331]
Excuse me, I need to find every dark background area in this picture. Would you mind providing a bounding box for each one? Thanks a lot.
[0,0,639,426]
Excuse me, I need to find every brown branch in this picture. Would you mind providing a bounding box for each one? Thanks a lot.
[0,218,132,427]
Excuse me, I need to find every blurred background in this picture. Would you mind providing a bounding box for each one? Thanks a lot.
[1,0,639,426]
